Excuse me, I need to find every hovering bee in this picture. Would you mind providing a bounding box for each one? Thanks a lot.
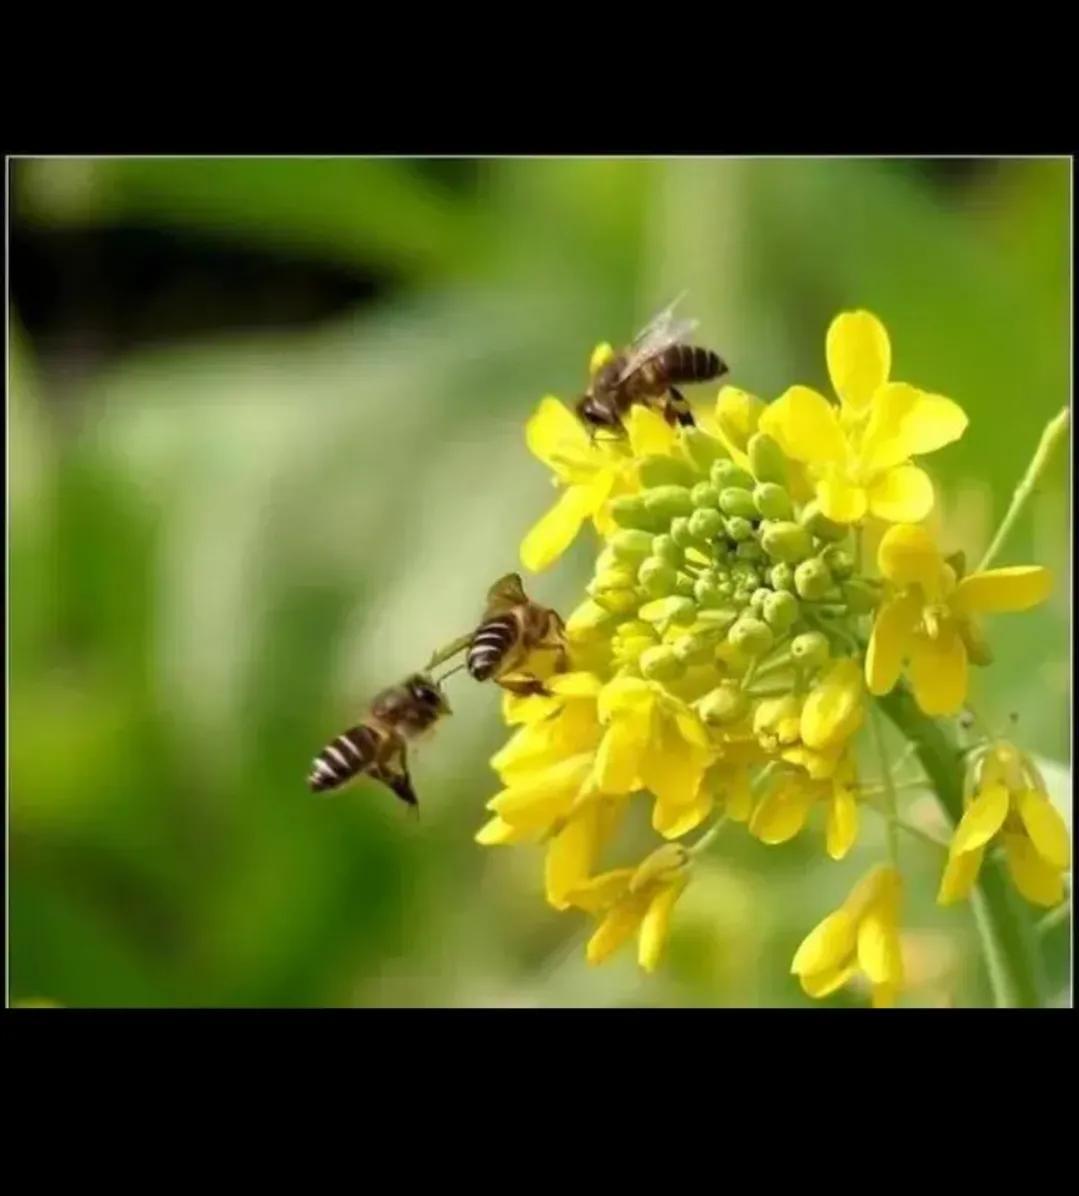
[307,673,450,808]
[575,293,728,436]
[427,573,567,698]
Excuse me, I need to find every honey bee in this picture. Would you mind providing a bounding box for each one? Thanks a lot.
[427,574,567,698]
[575,293,727,436]
[307,673,450,808]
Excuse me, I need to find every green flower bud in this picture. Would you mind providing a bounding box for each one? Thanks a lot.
[719,487,758,519]
[643,485,695,521]
[669,515,696,549]
[761,520,814,563]
[639,455,698,489]
[753,482,794,521]
[698,682,748,726]
[735,540,764,562]
[725,515,754,542]
[716,580,735,598]
[652,533,683,567]
[820,544,854,580]
[841,579,881,614]
[672,632,716,666]
[749,587,772,613]
[638,557,678,597]
[691,481,721,510]
[694,578,724,608]
[763,589,799,632]
[682,428,729,474]
[711,460,756,492]
[791,630,830,669]
[770,562,795,592]
[794,558,833,601]
[688,507,724,542]
[800,500,848,542]
[747,432,787,485]
[610,529,655,562]
[729,616,774,656]
[674,572,696,598]
[589,565,638,595]
[609,495,651,530]
[591,588,640,615]
[696,606,739,633]
[640,645,687,682]
[638,596,697,628]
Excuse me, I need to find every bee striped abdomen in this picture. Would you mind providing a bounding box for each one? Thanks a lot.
[308,723,380,793]
[662,344,726,385]
[467,615,518,681]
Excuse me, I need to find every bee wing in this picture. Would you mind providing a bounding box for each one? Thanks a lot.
[617,314,700,384]
[629,291,689,346]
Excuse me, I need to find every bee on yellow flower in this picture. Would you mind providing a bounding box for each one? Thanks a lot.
[791,865,905,1007]
[758,311,968,524]
[866,524,1052,716]
[939,740,1071,908]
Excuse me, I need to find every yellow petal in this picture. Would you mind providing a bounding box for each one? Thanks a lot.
[817,473,868,524]
[953,567,1052,615]
[502,690,562,727]
[867,465,935,524]
[594,718,644,795]
[908,627,968,717]
[627,404,677,457]
[936,845,985,905]
[545,805,603,910]
[1002,832,1065,908]
[876,523,944,593]
[749,777,814,845]
[862,383,968,472]
[525,396,595,480]
[598,674,655,721]
[638,879,686,973]
[1015,790,1071,871]
[758,386,846,464]
[641,720,711,808]
[520,481,604,573]
[866,592,920,696]
[871,982,900,1009]
[715,386,765,453]
[586,892,651,965]
[951,783,1010,855]
[801,658,864,750]
[791,909,857,976]
[475,815,532,846]
[566,868,634,914]
[801,961,859,999]
[548,672,604,698]
[489,753,593,831]
[826,786,859,860]
[826,310,891,411]
[857,910,903,986]
[653,787,713,839]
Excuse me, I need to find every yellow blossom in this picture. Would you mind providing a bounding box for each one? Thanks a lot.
[749,753,859,859]
[938,741,1070,909]
[594,674,717,838]
[758,311,968,525]
[792,865,905,1007]
[566,844,690,973]
[866,524,1052,716]
[519,363,679,572]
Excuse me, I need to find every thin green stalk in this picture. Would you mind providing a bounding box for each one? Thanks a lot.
[977,406,1069,573]
[689,815,730,857]
[869,703,900,864]
[1037,901,1071,937]
[878,684,1043,1008]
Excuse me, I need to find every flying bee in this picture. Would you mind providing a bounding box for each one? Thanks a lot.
[307,673,450,808]
[575,293,728,436]
[427,573,567,699]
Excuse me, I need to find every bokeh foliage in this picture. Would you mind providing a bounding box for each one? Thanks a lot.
[9,157,1071,1007]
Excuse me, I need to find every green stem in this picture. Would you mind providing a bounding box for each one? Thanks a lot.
[977,406,1069,573]
[869,703,900,864]
[877,684,1043,1009]
[689,814,730,857]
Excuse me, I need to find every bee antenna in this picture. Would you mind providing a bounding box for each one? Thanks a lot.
[434,662,468,684]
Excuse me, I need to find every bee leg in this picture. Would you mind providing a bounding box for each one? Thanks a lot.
[496,672,551,698]
[375,742,420,810]
[667,387,696,427]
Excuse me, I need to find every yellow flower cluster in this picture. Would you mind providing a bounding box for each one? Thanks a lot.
[478,310,1062,1006]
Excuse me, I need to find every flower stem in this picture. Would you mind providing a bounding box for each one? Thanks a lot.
[877,683,1043,1008]
[689,814,730,857]
[869,703,900,865]
[977,406,1069,573]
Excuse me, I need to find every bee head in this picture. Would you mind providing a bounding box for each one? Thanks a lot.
[406,673,451,716]
[575,391,621,433]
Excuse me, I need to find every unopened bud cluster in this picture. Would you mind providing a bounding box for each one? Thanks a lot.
[583,428,880,708]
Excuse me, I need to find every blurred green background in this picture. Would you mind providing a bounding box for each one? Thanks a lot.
[9,157,1071,1008]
